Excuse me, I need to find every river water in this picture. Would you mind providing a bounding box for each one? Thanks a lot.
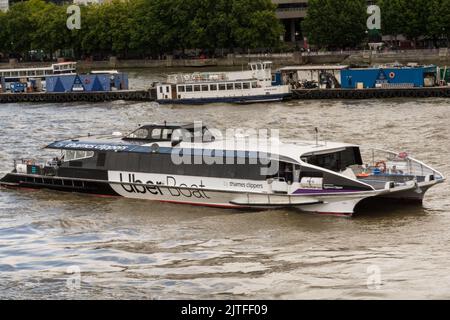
[0,69,449,299]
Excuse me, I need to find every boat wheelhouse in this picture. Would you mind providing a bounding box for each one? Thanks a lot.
[0,62,76,91]
[0,123,444,215]
[155,61,291,104]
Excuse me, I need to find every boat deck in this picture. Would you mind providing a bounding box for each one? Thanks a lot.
[358,174,421,190]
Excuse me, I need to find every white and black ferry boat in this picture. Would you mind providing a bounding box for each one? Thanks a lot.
[154,61,291,104]
[0,123,444,215]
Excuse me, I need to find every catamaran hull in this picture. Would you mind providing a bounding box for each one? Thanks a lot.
[0,172,374,214]
[0,172,442,215]
[377,182,436,202]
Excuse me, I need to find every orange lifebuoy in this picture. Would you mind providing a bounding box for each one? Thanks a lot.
[357,172,370,178]
[389,72,396,79]
[375,161,387,173]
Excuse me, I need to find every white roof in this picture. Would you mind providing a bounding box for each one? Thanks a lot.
[148,137,357,163]
[55,131,358,164]
[91,70,119,74]
[0,62,76,73]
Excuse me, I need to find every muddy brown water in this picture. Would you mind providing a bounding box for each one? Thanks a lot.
[0,70,449,299]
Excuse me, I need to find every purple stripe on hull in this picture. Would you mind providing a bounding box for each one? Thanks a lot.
[293,188,363,194]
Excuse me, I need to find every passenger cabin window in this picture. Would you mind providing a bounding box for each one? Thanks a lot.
[127,128,149,139]
[243,82,250,89]
[235,83,242,89]
[227,83,233,90]
[210,84,217,91]
[202,85,209,91]
[105,152,271,180]
[252,82,257,88]
[194,85,201,92]
[162,129,173,140]
[151,128,162,139]
[63,150,94,162]
[186,85,193,92]
[304,147,363,172]
[219,84,226,90]
[178,86,185,92]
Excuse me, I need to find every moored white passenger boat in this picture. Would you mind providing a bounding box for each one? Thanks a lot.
[154,61,291,104]
[0,62,77,91]
[0,123,444,215]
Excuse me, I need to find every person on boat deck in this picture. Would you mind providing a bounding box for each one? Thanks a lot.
[284,165,293,184]
[47,157,61,167]
[391,165,403,175]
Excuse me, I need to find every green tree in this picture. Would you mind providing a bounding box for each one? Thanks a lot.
[402,0,429,46]
[2,0,39,57]
[0,10,8,56]
[33,3,71,59]
[230,0,283,50]
[377,0,406,42]
[426,0,450,46]
[302,0,367,49]
[444,0,450,42]
[129,0,160,56]
[0,0,285,59]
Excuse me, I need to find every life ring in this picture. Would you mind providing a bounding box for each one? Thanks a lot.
[398,152,408,159]
[389,72,396,79]
[375,161,387,173]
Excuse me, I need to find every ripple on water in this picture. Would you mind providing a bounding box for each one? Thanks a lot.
[0,80,450,299]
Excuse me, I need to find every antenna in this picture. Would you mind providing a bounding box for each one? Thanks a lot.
[315,127,319,146]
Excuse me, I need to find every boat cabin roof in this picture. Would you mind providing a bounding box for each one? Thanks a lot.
[0,62,76,73]
[45,123,359,164]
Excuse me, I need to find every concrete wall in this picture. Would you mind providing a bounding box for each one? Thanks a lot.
[1,49,449,72]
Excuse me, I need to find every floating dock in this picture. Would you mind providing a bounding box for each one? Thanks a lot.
[2,86,450,104]
[292,86,450,100]
[0,90,154,103]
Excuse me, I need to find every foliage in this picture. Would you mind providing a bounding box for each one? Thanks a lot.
[302,0,367,49]
[0,0,283,60]
[377,0,450,45]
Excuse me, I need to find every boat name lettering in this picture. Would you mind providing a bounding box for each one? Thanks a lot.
[55,142,129,151]
[229,181,263,189]
[118,173,209,199]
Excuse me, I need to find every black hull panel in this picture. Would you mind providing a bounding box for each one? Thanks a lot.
[0,173,119,197]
